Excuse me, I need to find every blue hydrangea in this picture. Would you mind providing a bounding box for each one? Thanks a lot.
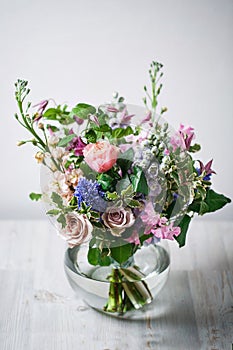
[74,178,107,212]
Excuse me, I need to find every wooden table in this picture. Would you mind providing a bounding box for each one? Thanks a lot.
[0,219,232,350]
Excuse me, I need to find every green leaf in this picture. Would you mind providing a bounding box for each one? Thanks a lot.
[117,148,134,176]
[87,247,111,266]
[51,192,64,209]
[121,184,134,198]
[29,192,42,201]
[57,134,76,147]
[57,213,66,228]
[87,247,99,265]
[188,189,231,215]
[97,173,115,191]
[112,126,134,139]
[94,124,112,133]
[204,189,231,212]
[106,191,119,200]
[85,129,97,143]
[127,199,141,208]
[116,176,131,194]
[175,214,192,247]
[199,201,209,215]
[46,209,60,216]
[110,243,133,265]
[130,166,149,195]
[71,103,96,120]
[189,143,201,153]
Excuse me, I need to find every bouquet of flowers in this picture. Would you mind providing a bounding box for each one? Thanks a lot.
[15,61,231,314]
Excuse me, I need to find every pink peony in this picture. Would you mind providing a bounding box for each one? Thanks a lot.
[83,140,120,173]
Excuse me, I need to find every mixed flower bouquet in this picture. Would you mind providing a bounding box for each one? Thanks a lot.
[15,61,231,314]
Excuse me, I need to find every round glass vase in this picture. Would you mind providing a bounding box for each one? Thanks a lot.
[64,241,170,319]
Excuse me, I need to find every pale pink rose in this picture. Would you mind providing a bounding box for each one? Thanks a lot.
[83,140,120,173]
[102,207,135,236]
[60,212,93,247]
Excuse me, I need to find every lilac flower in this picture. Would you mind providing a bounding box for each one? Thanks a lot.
[74,178,107,212]
[141,111,152,124]
[170,124,195,151]
[33,100,49,122]
[120,108,134,125]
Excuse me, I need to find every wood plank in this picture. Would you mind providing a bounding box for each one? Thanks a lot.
[0,270,32,350]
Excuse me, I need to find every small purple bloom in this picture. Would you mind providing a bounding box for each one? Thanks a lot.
[120,108,134,125]
[33,100,49,122]
[66,136,87,156]
[107,106,119,113]
[197,159,216,180]
[73,115,84,125]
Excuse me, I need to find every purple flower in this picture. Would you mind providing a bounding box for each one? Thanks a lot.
[120,108,134,125]
[66,135,87,156]
[33,100,49,122]
[197,159,216,180]
[74,178,107,212]
[73,116,84,125]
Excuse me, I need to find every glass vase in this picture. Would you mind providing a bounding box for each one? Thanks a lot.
[64,241,170,319]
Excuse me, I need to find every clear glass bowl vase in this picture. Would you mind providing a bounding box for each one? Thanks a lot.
[64,241,170,319]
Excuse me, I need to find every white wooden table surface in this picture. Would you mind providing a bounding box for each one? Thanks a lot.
[0,219,232,350]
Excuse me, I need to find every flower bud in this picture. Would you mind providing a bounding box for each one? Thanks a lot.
[17,141,26,146]
[35,151,45,163]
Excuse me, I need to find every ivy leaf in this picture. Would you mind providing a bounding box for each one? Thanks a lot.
[70,103,96,119]
[46,209,60,216]
[51,192,64,209]
[106,191,119,200]
[127,199,141,208]
[175,214,192,247]
[29,192,42,201]
[58,134,76,147]
[110,242,133,265]
[204,189,231,212]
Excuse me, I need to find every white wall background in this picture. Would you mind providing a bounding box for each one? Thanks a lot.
[0,0,232,219]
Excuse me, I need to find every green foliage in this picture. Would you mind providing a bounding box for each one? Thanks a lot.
[175,214,192,247]
[112,126,134,139]
[70,103,96,119]
[117,148,134,176]
[51,192,64,209]
[130,166,149,195]
[57,134,76,147]
[110,242,133,265]
[46,209,60,216]
[189,143,201,153]
[188,189,231,215]
[85,129,97,143]
[29,192,42,201]
[43,105,73,125]
[57,213,66,228]
[88,247,111,266]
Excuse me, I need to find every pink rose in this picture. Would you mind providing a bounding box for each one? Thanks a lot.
[60,212,93,247]
[102,207,135,236]
[83,140,120,173]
